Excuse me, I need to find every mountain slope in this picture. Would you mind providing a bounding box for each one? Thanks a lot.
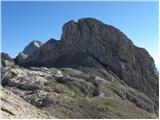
[1,87,54,119]
[1,65,157,118]
[21,18,158,107]
[1,18,159,119]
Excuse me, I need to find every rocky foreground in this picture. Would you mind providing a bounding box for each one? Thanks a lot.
[1,87,54,118]
[1,18,159,119]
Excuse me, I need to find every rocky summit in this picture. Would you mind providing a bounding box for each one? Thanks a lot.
[1,18,159,119]
[15,40,43,64]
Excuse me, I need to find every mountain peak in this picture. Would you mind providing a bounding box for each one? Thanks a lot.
[31,40,43,47]
[2,18,159,118]
[22,40,43,55]
[78,17,104,24]
[20,18,158,100]
[61,17,128,45]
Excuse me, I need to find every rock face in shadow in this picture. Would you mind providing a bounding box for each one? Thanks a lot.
[20,18,158,101]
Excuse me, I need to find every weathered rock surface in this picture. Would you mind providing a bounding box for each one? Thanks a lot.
[21,18,158,104]
[1,66,157,118]
[15,52,28,64]
[1,53,15,68]
[0,87,54,119]
[1,18,159,119]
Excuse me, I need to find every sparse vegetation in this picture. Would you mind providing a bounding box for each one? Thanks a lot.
[1,98,9,103]
[1,107,15,116]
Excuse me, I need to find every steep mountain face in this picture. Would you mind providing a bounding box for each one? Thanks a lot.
[1,18,159,119]
[21,18,158,102]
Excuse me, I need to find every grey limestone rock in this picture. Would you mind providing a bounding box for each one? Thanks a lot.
[2,18,159,118]
[20,18,158,102]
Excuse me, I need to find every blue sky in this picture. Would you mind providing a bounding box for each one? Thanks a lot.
[1,1,158,65]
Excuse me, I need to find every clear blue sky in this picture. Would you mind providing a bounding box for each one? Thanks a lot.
[1,1,158,65]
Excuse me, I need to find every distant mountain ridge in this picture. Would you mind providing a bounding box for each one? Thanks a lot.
[15,40,42,64]
[22,40,43,55]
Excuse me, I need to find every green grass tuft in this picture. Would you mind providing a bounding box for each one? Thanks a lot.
[1,107,15,116]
